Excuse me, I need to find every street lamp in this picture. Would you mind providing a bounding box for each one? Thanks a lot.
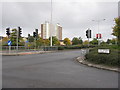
[50,0,53,47]
[92,19,106,45]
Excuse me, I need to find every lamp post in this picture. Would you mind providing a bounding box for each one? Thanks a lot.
[92,19,106,45]
[50,0,53,47]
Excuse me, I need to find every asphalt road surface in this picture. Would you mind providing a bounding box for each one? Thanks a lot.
[2,50,118,88]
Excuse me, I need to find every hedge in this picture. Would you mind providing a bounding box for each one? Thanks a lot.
[85,45,120,66]
[58,45,96,50]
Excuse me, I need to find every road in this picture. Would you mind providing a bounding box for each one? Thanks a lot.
[2,50,118,88]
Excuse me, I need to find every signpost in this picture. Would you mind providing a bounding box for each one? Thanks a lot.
[26,41,29,43]
[96,33,102,45]
[8,40,12,54]
[98,49,110,54]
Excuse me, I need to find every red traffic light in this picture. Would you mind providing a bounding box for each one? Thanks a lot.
[96,34,102,39]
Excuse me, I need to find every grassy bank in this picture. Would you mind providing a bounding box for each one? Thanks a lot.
[85,45,120,67]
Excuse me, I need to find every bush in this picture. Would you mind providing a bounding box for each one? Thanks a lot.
[85,46,120,66]
[58,46,64,50]
[58,45,97,50]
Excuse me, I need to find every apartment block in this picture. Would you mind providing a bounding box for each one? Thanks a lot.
[41,21,62,40]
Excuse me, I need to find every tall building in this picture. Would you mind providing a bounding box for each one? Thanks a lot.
[41,21,62,40]
[41,21,50,39]
[55,23,62,40]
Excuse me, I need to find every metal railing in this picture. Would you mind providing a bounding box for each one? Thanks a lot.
[1,46,58,54]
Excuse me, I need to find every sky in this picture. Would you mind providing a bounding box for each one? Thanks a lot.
[0,0,119,41]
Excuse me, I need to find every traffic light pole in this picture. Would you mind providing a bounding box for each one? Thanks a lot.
[9,45,11,54]
[35,37,37,51]
[16,30,18,53]
[8,36,11,54]
[88,38,90,53]
[88,38,90,47]
[92,19,105,45]
[98,21,100,46]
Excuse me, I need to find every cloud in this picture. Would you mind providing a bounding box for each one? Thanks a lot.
[1,1,118,41]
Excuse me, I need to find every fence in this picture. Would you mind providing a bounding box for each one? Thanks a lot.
[1,46,58,54]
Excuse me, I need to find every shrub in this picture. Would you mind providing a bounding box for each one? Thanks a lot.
[85,46,119,66]
[58,46,64,50]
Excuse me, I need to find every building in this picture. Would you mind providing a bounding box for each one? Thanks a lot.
[41,21,54,39]
[59,40,65,46]
[41,21,62,40]
[41,21,50,39]
[55,23,62,40]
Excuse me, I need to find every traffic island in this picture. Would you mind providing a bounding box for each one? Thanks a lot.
[76,56,119,72]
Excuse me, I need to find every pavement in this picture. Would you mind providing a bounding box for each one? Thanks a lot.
[1,51,55,56]
[2,50,118,88]
[76,56,119,73]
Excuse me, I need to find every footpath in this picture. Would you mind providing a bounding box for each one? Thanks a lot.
[1,51,54,56]
[76,56,120,73]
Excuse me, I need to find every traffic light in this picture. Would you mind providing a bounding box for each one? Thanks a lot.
[86,29,91,38]
[89,30,91,38]
[35,29,38,38]
[33,32,36,38]
[86,30,88,38]
[28,34,30,37]
[96,34,102,39]
[35,29,38,34]
[6,28,10,37]
[18,27,22,37]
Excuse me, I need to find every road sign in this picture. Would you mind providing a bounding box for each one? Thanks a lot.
[98,49,110,54]
[8,40,12,46]
[26,41,29,43]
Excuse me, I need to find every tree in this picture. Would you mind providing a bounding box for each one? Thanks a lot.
[83,40,89,45]
[43,39,50,46]
[36,37,44,47]
[28,35,34,42]
[112,17,120,45]
[2,37,9,46]
[111,38,117,44]
[10,29,24,46]
[49,36,60,46]
[72,37,83,45]
[90,38,98,45]
[79,37,83,44]
[63,38,71,46]
[101,41,106,45]
[72,37,79,45]
[106,38,117,45]
[106,39,111,44]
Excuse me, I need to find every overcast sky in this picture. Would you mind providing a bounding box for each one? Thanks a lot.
[0,0,119,41]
